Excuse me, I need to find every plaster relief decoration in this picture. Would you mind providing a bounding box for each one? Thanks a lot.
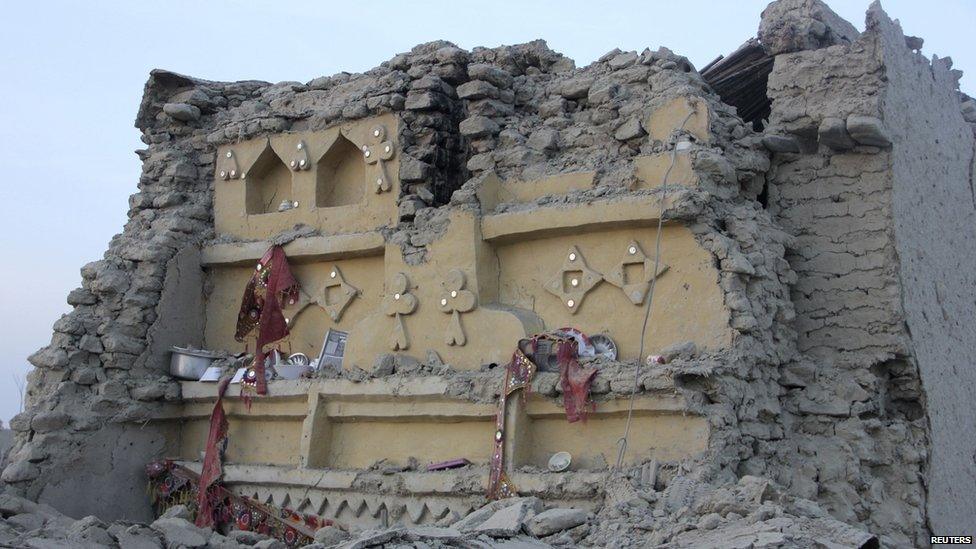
[289,140,310,171]
[361,124,396,193]
[543,246,602,314]
[218,149,240,180]
[245,140,295,215]
[438,269,477,346]
[322,266,359,322]
[287,265,360,323]
[603,240,670,305]
[383,272,417,351]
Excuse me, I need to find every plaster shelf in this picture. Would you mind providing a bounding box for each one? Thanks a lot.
[200,231,385,267]
[177,460,606,497]
[175,376,706,473]
[480,194,676,243]
[179,377,460,400]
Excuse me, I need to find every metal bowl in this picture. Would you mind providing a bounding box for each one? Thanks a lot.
[169,346,219,380]
[548,451,572,472]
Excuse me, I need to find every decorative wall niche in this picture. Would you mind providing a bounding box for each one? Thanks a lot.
[245,143,294,215]
[316,134,365,208]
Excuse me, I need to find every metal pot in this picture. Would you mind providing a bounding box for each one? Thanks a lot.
[169,346,219,380]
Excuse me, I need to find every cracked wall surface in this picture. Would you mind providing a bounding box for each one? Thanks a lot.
[875,7,976,536]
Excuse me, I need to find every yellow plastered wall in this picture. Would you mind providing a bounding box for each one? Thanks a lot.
[323,420,494,469]
[495,225,731,359]
[204,255,384,358]
[179,398,306,467]
[342,211,545,371]
[213,113,399,240]
[189,101,727,474]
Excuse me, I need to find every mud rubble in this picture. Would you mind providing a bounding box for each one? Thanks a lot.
[1,478,875,548]
[3,0,976,547]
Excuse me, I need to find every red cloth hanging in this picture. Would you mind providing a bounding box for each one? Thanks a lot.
[234,246,300,395]
[557,339,597,423]
[196,376,231,528]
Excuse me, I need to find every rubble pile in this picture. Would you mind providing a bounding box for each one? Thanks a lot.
[1,479,881,549]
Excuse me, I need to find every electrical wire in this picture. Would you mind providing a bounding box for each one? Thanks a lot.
[613,103,697,473]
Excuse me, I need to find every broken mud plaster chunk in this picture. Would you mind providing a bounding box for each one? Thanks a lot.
[457,80,500,100]
[538,97,568,119]
[587,82,618,105]
[757,0,859,55]
[559,76,594,99]
[30,411,71,433]
[817,117,855,150]
[608,51,639,70]
[761,134,800,153]
[162,102,201,122]
[846,115,891,147]
[467,64,514,89]
[527,128,560,151]
[526,508,589,537]
[372,353,395,377]
[473,497,544,538]
[614,117,646,141]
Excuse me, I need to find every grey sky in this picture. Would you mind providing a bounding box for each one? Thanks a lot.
[1,0,972,425]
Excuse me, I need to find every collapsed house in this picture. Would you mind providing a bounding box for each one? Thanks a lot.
[2,0,975,547]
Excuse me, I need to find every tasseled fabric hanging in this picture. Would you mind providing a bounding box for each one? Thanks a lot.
[196,376,231,528]
[234,245,300,396]
[487,346,536,500]
[556,339,597,423]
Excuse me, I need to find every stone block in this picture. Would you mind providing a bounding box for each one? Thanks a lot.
[468,99,514,117]
[614,117,646,141]
[538,98,567,119]
[817,117,854,150]
[527,128,559,151]
[609,51,638,70]
[846,115,891,146]
[472,497,543,538]
[587,82,618,105]
[30,412,70,433]
[116,525,164,549]
[559,77,594,99]
[1,461,40,483]
[761,134,800,153]
[405,91,450,111]
[399,155,433,182]
[313,525,349,545]
[162,103,201,122]
[525,508,588,537]
[27,347,68,370]
[460,116,500,138]
[457,80,499,100]
[468,64,514,89]
[150,517,209,548]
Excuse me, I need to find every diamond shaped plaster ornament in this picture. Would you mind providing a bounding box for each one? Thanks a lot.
[322,266,360,322]
[543,246,602,314]
[603,240,669,305]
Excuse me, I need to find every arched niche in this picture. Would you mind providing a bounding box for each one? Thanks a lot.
[316,134,365,208]
[245,145,293,214]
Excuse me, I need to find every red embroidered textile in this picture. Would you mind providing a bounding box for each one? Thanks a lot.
[557,339,597,423]
[196,376,231,528]
[234,246,300,395]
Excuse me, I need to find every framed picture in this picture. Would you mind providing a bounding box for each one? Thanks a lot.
[317,328,348,371]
